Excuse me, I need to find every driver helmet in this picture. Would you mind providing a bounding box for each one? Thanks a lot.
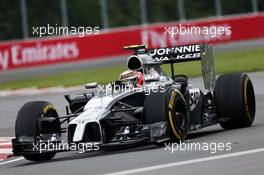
[119,70,143,87]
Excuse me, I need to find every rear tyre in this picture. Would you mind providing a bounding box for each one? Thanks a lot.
[144,87,189,142]
[15,101,60,161]
[215,73,256,129]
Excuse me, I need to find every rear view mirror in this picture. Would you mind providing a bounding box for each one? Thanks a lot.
[85,82,99,89]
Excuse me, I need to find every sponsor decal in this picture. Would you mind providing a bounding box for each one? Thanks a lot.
[0,42,79,71]
[149,45,201,61]
[168,90,177,109]
[43,104,55,114]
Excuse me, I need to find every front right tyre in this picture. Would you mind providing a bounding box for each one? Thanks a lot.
[144,87,189,142]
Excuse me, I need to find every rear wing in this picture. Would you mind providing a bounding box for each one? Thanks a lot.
[148,43,216,91]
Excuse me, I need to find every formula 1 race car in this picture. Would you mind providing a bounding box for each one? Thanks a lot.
[12,43,256,161]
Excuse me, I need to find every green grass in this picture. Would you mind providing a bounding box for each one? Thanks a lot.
[1,47,264,90]
[165,47,264,77]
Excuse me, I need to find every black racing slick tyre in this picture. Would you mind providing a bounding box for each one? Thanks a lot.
[144,87,189,142]
[15,101,60,161]
[215,73,256,129]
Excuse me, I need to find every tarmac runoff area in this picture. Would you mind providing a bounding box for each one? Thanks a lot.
[0,71,263,175]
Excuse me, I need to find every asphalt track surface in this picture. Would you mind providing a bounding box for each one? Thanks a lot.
[1,38,264,83]
[0,71,264,175]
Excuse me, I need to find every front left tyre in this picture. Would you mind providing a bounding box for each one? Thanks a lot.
[15,101,60,161]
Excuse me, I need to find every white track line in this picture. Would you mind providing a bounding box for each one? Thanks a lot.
[0,157,24,165]
[105,147,264,175]
[0,85,83,97]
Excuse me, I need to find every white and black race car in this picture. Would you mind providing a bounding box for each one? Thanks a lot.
[12,44,256,161]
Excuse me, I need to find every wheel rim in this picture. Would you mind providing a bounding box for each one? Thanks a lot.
[174,100,187,132]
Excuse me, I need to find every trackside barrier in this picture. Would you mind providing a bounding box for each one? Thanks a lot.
[1,13,264,72]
